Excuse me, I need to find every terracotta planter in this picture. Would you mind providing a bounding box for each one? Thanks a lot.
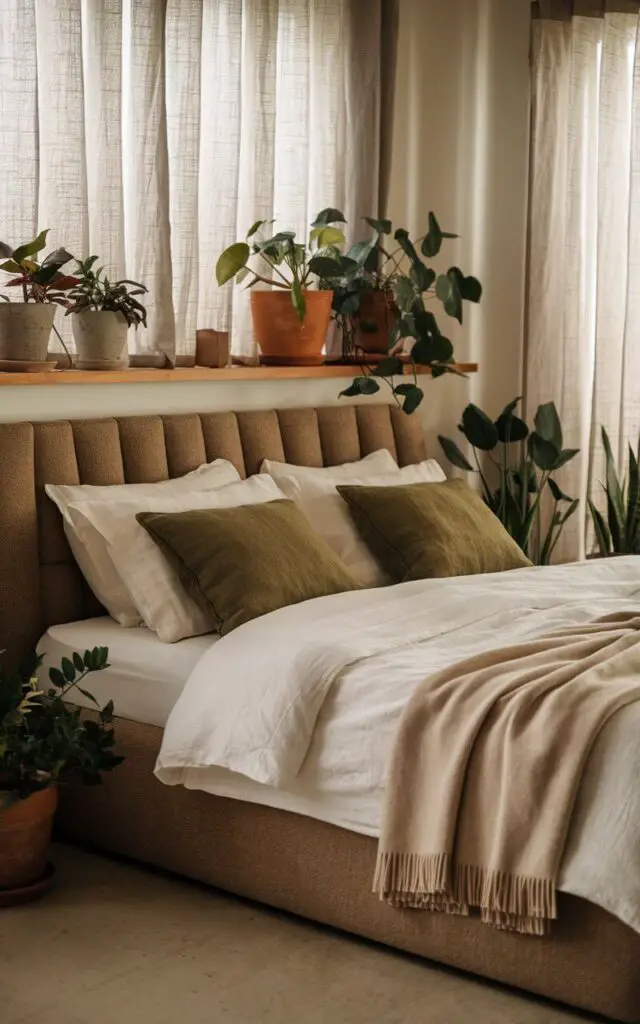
[0,302,55,362]
[251,290,332,366]
[356,290,398,355]
[71,310,129,370]
[0,786,57,890]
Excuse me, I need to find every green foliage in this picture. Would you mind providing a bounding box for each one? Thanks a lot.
[215,210,347,323]
[0,646,123,808]
[0,229,78,305]
[438,398,579,565]
[66,257,148,329]
[588,426,640,556]
[323,212,480,414]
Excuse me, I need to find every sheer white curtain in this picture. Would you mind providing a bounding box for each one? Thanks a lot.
[527,3,640,559]
[0,0,388,361]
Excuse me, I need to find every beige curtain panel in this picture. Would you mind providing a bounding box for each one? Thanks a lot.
[0,0,393,362]
[526,5,640,560]
[533,1,640,17]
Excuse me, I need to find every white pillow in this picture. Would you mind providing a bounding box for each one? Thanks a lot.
[46,459,241,626]
[274,459,447,589]
[261,448,397,481]
[70,475,286,644]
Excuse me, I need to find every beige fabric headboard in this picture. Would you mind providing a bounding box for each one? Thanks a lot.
[0,403,427,666]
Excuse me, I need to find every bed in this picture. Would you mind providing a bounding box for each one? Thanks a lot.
[1,404,639,1023]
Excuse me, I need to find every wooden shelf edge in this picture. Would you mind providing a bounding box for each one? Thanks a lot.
[0,363,479,387]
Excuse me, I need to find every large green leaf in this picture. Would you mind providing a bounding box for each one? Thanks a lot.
[460,404,498,451]
[61,657,76,682]
[527,432,558,471]
[372,356,404,377]
[534,402,563,450]
[438,435,473,471]
[392,276,415,313]
[215,242,250,285]
[41,247,73,269]
[625,441,640,550]
[436,269,463,324]
[307,254,343,279]
[588,499,612,556]
[421,212,443,258]
[291,278,306,321]
[495,408,528,443]
[552,448,579,470]
[394,384,424,415]
[460,275,482,303]
[339,376,381,397]
[548,477,572,502]
[365,217,392,235]
[0,259,22,274]
[410,263,435,293]
[312,208,346,226]
[411,334,453,366]
[601,426,625,542]
[311,226,345,248]
[347,240,376,266]
[255,231,295,251]
[13,229,49,264]
[393,229,421,266]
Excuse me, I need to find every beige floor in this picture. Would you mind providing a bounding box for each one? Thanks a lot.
[1,844,597,1024]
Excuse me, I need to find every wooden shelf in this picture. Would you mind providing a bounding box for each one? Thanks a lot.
[0,363,478,387]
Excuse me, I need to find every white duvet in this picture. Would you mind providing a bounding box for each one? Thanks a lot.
[156,558,640,934]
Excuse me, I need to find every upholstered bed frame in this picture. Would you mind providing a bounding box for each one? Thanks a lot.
[1,404,638,1023]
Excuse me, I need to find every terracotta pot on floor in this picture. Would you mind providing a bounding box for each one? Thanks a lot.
[0,786,58,890]
[355,290,398,356]
[251,290,333,365]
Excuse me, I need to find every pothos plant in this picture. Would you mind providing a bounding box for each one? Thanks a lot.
[215,209,347,322]
[0,646,123,809]
[0,230,78,305]
[323,213,482,414]
[66,256,148,329]
[438,398,579,565]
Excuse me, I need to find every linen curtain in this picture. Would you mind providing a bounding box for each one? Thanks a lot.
[0,0,392,362]
[527,0,640,559]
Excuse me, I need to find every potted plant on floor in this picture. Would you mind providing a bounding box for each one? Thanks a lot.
[588,426,640,556]
[215,209,346,365]
[325,214,482,413]
[438,398,579,564]
[0,646,122,905]
[66,257,148,370]
[0,230,78,367]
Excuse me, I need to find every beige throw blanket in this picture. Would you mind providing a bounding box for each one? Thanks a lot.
[374,611,640,935]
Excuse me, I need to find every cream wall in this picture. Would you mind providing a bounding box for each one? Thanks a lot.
[0,0,531,452]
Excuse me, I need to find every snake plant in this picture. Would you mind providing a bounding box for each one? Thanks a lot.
[588,426,640,556]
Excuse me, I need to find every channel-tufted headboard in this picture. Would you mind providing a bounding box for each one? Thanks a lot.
[0,403,427,666]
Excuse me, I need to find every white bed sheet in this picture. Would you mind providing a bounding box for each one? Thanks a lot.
[38,618,347,827]
[39,618,213,729]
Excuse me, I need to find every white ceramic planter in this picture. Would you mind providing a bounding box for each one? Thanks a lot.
[0,303,55,362]
[71,310,129,370]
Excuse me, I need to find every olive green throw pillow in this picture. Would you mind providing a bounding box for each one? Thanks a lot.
[336,479,532,582]
[136,499,360,635]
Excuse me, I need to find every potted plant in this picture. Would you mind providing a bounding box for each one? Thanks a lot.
[66,257,148,370]
[327,213,482,413]
[0,646,122,904]
[588,426,640,556]
[215,209,347,365]
[438,398,579,564]
[0,230,77,365]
